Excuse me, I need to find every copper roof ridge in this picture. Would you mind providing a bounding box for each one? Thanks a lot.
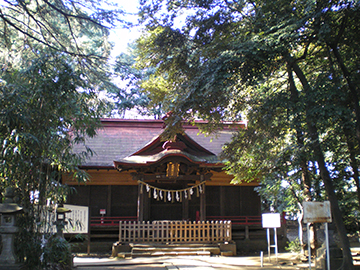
[100,118,247,128]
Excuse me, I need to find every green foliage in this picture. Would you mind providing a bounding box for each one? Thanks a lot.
[42,236,72,269]
[0,0,121,268]
[0,0,120,57]
[285,238,302,254]
[110,43,163,118]
[0,53,104,268]
[136,2,360,260]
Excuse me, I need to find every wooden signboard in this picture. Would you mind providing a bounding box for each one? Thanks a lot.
[303,201,332,224]
[64,204,89,234]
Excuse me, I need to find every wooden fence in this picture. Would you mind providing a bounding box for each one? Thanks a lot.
[119,220,232,243]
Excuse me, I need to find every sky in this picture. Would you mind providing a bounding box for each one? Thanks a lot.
[109,0,142,57]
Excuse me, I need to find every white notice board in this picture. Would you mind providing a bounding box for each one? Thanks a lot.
[64,204,89,234]
[262,213,281,228]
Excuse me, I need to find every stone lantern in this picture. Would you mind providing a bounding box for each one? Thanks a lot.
[54,204,71,238]
[0,187,23,269]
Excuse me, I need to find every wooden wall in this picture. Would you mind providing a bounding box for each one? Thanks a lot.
[64,168,260,219]
[67,184,260,219]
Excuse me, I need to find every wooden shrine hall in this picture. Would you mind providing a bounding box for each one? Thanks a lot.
[63,119,262,255]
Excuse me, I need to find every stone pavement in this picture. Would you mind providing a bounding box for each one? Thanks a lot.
[73,252,312,269]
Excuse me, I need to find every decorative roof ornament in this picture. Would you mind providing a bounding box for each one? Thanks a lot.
[162,135,187,151]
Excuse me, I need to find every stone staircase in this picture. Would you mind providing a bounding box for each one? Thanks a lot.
[130,243,221,257]
[113,242,237,258]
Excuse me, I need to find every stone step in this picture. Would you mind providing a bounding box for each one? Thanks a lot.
[129,243,219,248]
[132,250,211,257]
[132,246,220,253]
[130,243,220,257]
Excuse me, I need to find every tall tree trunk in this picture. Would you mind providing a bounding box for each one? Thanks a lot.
[326,46,360,208]
[330,45,360,148]
[287,63,317,252]
[344,127,360,209]
[292,61,354,270]
[297,204,305,255]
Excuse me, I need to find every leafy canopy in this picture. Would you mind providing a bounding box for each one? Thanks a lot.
[0,0,124,267]
[136,1,360,266]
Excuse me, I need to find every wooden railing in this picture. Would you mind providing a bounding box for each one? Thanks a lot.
[90,216,137,226]
[207,216,262,226]
[90,216,262,227]
[119,220,232,243]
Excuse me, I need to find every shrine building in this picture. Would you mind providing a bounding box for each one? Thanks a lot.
[63,118,264,254]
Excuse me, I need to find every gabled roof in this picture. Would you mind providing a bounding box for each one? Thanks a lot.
[114,133,220,169]
[73,119,245,168]
[131,133,215,156]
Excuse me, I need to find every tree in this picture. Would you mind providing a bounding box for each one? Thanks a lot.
[0,0,120,55]
[109,43,164,118]
[0,0,124,90]
[136,0,360,268]
[1,53,105,268]
[0,0,122,267]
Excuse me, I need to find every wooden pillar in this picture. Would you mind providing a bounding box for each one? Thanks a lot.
[107,185,112,216]
[200,183,206,221]
[137,183,144,222]
[220,186,225,216]
[87,186,91,255]
[87,186,91,215]
[143,194,150,221]
[245,225,250,240]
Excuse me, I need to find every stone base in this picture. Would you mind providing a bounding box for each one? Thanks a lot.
[112,241,132,257]
[219,242,237,256]
[315,244,343,270]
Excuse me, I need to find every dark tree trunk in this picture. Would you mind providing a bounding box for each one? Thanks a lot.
[326,46,360,208]
[287,64,318,252]
[330,45,360,148]
[344,130,360,209]
[292,61,354,270]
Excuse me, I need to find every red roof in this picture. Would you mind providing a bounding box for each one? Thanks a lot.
[73,119,245,168]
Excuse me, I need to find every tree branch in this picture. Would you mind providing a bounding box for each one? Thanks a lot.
[42,0,107,29]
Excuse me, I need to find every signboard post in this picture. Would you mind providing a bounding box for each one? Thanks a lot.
[262,213,281,263]
[100,209,106,224]
[303,201,332,270]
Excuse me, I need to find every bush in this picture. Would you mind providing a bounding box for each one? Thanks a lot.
[285,238,301,254]
[42,236,72,270]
